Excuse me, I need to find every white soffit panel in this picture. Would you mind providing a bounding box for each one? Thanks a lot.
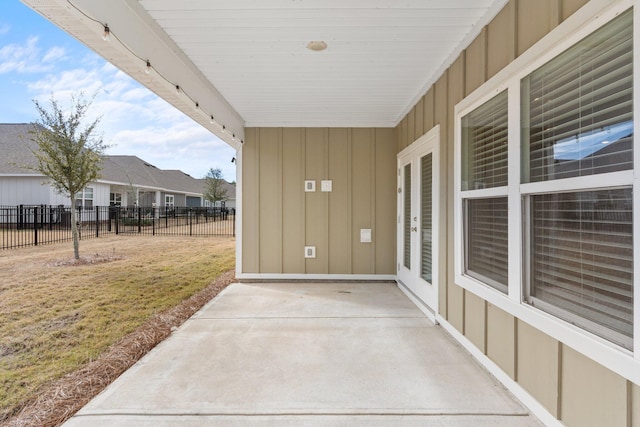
[23,0,507,131]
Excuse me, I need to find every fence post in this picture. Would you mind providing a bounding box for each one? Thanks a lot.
[189,208,193,236]
[115,207,119,235]
[137,206,142,234]
[18,204,23,230]
[152,207,156,236]
[33,206,38,246]
[95,205,100,238]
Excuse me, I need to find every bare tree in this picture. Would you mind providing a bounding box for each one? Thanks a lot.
[203,167,228,206]
[28,93,107,259]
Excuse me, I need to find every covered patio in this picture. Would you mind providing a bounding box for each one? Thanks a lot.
[62,281,540,426]
[22,1,640,426]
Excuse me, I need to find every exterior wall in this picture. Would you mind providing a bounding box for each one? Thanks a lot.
[241,127,396,276]
[395,0,638,425]
[0,176,54,206]
[0,177,110,207]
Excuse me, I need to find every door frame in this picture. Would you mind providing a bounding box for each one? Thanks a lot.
[396,125,440,323]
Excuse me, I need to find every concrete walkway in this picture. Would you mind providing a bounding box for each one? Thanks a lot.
[63,282,542,426]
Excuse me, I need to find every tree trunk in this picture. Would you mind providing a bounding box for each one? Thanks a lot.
[70,195,80,260]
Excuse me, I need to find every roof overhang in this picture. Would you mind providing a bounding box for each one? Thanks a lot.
[22,0,507,145]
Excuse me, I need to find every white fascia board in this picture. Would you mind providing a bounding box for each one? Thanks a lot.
[21,0,244,149]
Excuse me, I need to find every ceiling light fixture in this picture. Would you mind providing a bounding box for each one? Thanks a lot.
[145,60,151,74]
[306,41,327,51]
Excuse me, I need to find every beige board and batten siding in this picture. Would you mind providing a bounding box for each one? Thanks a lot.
[242,127,395,275]
[395,0,638,426]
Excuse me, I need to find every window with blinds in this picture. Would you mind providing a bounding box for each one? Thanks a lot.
[461,91,509,293]
[522,9,633,183]
[462,90,508,191]
[527,189,633,348]
[521,10,634,349]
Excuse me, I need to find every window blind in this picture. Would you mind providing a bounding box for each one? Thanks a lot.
[403,164,411,269]
[421,153,432,282]
[465,197,509,292]
[528,189,633,348]
[461,90,508,190]
[523,9,633,183]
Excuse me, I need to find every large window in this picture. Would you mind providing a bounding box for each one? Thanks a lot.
[460,91,509,293]
[522,10,634,348]
[456,8,634,350]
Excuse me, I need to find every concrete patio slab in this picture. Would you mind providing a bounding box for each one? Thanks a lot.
[63,282,542,426]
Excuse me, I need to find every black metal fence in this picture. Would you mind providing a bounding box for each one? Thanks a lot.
[0,205,235,250]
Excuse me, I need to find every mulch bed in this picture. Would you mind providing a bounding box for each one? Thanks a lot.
[3,270,235,427]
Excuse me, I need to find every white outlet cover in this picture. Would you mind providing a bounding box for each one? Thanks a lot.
[304,246,316,258]
[304,180,316,192]
[321,180,332,192]
[360,229,372,243]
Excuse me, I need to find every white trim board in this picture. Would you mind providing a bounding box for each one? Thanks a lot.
[236,273,396,282]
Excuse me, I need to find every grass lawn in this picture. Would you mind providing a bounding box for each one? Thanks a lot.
[0,235,235,422]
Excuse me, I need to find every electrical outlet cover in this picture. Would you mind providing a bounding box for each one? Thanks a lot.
[304,180,316,192]
[304,246,316,258]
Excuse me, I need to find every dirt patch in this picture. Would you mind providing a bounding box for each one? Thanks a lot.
[46,253,126,267]
[3,270,234,427]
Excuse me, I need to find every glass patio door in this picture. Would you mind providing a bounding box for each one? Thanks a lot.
[397,128,439,320]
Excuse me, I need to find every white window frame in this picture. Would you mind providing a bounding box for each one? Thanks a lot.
[454,0,639,383]
[75,187,94,210]
[110,192,122,206]
[165,194,175,208]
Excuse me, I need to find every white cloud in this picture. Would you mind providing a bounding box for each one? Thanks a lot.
[0,36,41,73]
[0,24,10,36]
[42,46,66,63]
[0,36,67,74]
[26,58,237,180]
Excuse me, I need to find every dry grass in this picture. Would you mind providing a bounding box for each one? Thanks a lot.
[0,235,235,425]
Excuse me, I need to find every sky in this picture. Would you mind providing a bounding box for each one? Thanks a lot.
[0,0,237,181]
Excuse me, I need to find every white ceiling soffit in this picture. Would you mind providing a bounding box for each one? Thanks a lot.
[22,0,507,132]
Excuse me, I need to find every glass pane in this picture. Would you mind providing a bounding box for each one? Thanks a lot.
[421,153,432,282]
[403,164,411,269]
[465,197,508,292]
[529,189,633,348]
[522,10,633,183]
[461,90,508,190]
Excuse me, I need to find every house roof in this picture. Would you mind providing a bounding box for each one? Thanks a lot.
[22,0,508,147]
[0,123,41,174]
[0,123,224,196]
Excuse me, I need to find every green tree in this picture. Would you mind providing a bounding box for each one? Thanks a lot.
[28,93,107,260]
[203,167,228,205]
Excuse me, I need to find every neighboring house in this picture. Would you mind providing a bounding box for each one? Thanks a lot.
[0,123,228,208]
[24,1,639,426]
[199,179,236,210]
